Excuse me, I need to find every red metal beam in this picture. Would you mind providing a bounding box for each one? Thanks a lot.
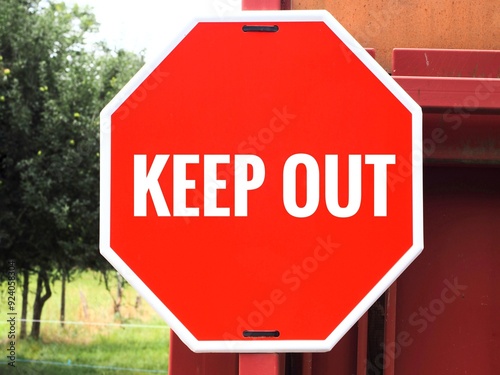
[393,76,500,112]
[393,48,500,113]
[393,48,500,77]
[393,48,500,165]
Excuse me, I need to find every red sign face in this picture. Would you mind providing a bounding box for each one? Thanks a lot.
[100,11,423,353]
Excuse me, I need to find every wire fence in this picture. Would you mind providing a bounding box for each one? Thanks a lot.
[0,358,168,373]
[15,318,169,329]
[0,318,169,374]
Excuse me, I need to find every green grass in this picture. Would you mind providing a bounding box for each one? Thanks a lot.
[0,270,169,374]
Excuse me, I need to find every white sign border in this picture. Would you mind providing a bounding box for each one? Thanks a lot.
[100,9,423,353]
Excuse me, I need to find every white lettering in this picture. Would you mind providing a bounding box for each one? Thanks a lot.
[234,155,266,216]
[204,155,230,217]
[133,153,396,218]
[325,154,362,218]
[283,154,320,218]
[134,154,170,217]
[365,154,396,217]
[173,155,199,217]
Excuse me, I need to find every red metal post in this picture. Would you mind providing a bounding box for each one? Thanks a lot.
[356,312,368,375]
[302,353,313,375]
[169,332,238,375]
[239,354,281,375]
[384,282,397,375]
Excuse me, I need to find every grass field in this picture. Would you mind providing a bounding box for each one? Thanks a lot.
[0,271,169,374]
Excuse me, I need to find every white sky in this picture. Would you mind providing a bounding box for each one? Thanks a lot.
[66,0,242,61]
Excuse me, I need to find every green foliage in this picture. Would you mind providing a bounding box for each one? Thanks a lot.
[0,0,143,277]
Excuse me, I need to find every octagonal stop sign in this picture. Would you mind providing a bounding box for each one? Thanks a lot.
[100,11,423,353]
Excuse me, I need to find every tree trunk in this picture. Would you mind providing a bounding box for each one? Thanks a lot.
[60,272,66,328]
[20,270,29,339]
[30,270,52,340]
[79,289,89,320]
[114,272,123,317]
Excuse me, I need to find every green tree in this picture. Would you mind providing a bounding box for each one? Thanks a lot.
[0,0,143,339]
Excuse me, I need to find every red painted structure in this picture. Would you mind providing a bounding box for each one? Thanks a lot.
[168,2,500,374]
